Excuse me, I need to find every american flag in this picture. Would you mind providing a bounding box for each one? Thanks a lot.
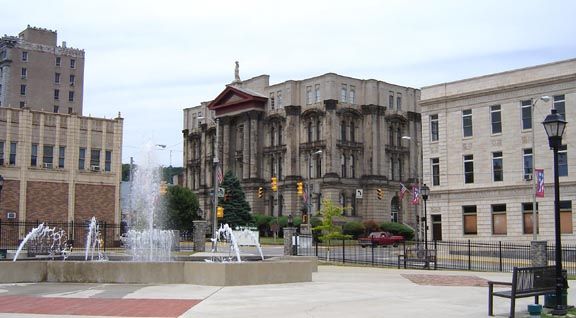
[303,184,309,203]
[536,169,545,198]
[411,184,420,205]
[399,183,409,200]
[216,165,223,184]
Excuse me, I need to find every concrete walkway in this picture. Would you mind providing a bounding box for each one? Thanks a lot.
[0,265,572,317]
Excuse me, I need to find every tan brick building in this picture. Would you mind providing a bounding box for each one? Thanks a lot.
[420,58,576,242]
[183,71,422,230]
[0,27,123,242]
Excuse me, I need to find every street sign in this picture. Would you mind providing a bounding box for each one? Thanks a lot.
[217,187,226,198]
[356,189,363,199]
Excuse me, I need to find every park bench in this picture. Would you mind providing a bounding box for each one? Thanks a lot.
[488,266,559,318]
[397,247,437,270]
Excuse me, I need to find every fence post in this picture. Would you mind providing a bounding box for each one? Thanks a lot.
[0,219,2,248]
[371,244,375,266]
[468,239,471,271]
[499,241,503,272]
[342,239,346,264]
[315,238,318,257]
[103,222,107,251]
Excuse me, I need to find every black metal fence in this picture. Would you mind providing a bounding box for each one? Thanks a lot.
[0,220,123,250]
[296,234,576,275]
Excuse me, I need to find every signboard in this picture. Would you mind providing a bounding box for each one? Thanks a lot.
[355,189,363,199]
[217,187,226,198]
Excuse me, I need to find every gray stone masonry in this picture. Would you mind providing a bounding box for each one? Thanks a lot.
[283,227,297,255]
[193,221,207,252]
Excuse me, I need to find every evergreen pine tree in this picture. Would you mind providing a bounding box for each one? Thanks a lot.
[220,171,253,227]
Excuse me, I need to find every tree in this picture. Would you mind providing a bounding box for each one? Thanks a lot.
[165,185,199,233]
[313,199,352,243]
[220,171,253,227]
[122,164,132,181]
[162,166,184,184]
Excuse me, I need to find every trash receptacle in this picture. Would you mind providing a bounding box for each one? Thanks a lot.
[544,270,568,308]
[0,249,7,259]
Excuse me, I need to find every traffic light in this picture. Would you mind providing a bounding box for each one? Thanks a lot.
[271,177,278,192]
[258,187,264,198]
[297,181,303,195]
[376,188,383,200]
[217,206,224,218]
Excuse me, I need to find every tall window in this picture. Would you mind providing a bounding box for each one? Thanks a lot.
[521,100,532,130]
[307,121,312,142]
[277,91,282,107]
[78,147,86,170]
[349,86,356,104]
[398,158,403,181]
[492,204,507,235]
[55,72,61,84]
[463,205,477,235]
[396,128,402,146]
[522,202,539,234]
[269,92,275,109]
[105,150,112,172]
[270,157,276,178]
[306,86,313,105]
[0,141,4,165]
[21,67,27,79]
[431,158,440,186]
[270,127,275,146]
[70,59,76,69]
[558,145,568,177]
[554,95,565,119]
[55,56,61,66]
[388,93,394,109]
[462,109,473,137]
[58,146,65,168]
[20,84,26,96]
[68,91,74,102]
[69,74,75,85]
[341,121,346,141]
[389,127,394,145]
[43,145,54,166]
[396,94,402,110]
[464,154,474,184]
[9,142,16,165]
[430,114,439,141]
[316,120,321,141]
[390,158,396,180]
[277,124,282,145]
[341,154,347,178]
[92,151,105,172]
[350,122,355,142]
[314,84,321,102]
[278,155,283,180]
[22,51,28,61]
[315,155,322,178]
[492,151,503,182]
[340,84,347,102]
[523,149,533,180]
[350,155,355,178]
[490,105,502,134]
[31,143,38,167]
[560,201,573,234]
[54,89,59,100]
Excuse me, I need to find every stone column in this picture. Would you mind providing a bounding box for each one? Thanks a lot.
[193,220,208,252]
[284,106,301,178]
[531,240,547,267]
[283,227,297,255]
[249,112,259,179]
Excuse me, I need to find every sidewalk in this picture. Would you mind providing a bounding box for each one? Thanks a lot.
[0,265,571,318]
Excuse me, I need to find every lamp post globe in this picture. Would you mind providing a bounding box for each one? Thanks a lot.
[542,108,568,316]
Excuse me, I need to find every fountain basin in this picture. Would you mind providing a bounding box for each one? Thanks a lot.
[0,258,315,286]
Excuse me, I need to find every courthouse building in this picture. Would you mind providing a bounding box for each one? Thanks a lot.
[183,70,422,229]
[420,58,575,242]
[0,26,123,239]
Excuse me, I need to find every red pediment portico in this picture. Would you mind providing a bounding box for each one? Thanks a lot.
[208,85,268,117]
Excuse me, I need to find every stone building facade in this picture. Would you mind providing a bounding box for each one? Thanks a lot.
[183,72,422,230]
[0,26,84,114]
[0,26,123,242]
[420,58,575,242]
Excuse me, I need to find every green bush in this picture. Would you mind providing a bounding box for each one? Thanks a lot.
[342,221,365,239]
[362,220,380,235]
[253,214,273,236]
[380,222,414,240]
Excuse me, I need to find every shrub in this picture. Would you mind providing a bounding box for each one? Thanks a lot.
[253,214,273,236]
[342,221,365,239]
[380,222,415,240]
[362,220,380,235]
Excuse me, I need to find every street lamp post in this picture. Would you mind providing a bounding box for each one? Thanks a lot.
[420,184,430,250]
[542,108,568,316]
[402,135,422,241]
[530,96,550,240]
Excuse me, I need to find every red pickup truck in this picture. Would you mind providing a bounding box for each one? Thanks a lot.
[358,232,404,247]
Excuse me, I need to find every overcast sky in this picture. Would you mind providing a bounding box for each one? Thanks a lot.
[2,0,575,167]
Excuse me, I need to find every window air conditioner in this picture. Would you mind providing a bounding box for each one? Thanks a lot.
[7,212,16,219]
[91,165,100,171]
[524,175,533,181]
[43,162,53,169]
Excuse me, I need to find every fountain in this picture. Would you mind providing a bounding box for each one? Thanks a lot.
[85,217,106,261]
[2,143,315,286]
[12,223,71,261]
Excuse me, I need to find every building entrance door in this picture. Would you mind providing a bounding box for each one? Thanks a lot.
[432,214,442,241]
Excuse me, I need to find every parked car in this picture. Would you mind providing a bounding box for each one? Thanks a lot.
[358,231,404,247]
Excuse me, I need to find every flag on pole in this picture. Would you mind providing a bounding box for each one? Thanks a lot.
[536,169,545,198]
[303,184,309,203]
[399,183,409,200]
[216,165,223,184]
[411,184,420,205]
